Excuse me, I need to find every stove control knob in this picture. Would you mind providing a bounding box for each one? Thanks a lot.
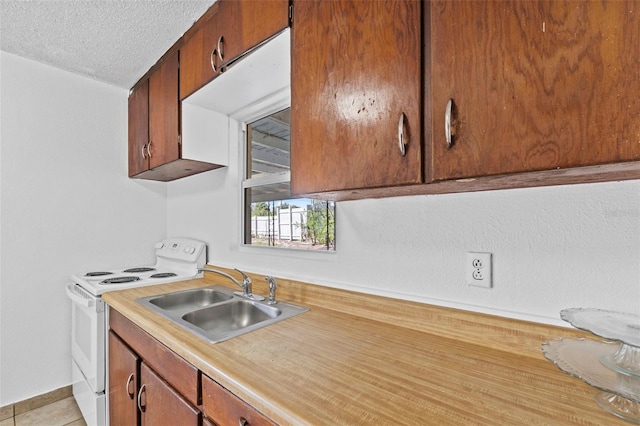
[154,242,164,249]
[184,246,196,254]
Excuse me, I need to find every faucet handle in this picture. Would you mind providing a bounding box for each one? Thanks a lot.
[266,276,277,305]
[234,268,251,286]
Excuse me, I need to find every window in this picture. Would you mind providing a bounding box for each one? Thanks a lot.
[242,108,336,251]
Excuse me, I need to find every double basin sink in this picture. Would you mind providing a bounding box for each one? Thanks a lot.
[137,285,308,343]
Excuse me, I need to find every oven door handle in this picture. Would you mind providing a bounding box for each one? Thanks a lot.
[66,283,95,308]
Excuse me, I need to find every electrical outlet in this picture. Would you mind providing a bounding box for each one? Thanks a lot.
[467,252,492,288]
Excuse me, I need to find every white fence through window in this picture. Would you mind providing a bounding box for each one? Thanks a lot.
[251,207,307,241]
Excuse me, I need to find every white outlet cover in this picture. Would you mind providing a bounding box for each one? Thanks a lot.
[467,252,492,288]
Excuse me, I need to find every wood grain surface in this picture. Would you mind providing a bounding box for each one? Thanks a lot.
[104,267,627,425]
[148,51,180,170]
[431,0,640,181]
[127,79,149,177]
[291,0,422,195]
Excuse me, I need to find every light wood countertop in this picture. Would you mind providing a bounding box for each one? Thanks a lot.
[103,269,626,425]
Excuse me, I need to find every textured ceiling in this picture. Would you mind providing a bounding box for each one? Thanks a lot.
[0,0,215,89]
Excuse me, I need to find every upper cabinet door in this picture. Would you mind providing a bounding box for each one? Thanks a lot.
[217,0,290,67]
[180,8,220,100]
[128,79,149,177]
[431,0,640,181]
[148,52,180,169]
[291,0,422,196]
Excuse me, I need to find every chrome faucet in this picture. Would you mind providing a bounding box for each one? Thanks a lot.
[266,276,277,305]
[198,268,265,301]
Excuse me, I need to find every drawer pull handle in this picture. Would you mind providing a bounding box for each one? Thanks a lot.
[141,143,147,160]
[238,417,249,426]
[147,141,152,158]
[445,99,454,148]
[137,384,146,412]
[398,112,407,156]
[125,373,135,399]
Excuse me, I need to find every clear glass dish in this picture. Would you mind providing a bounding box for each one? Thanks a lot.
[560,308,640,347]
[595,392,640,424]
[560,308,640,378]
[541,338,640,403]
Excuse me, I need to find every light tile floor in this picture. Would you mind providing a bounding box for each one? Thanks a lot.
[2,397,85,426]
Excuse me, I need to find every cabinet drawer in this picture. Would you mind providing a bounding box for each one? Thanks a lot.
[109,309,199,406]
[202,374,274,426]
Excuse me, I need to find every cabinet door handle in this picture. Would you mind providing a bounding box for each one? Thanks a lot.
[238,417,249,426]
[141,143,147,160]
[210,49,218,73]
[217,36,224,61]
[445,99,454,148]
[137,384,146,412]
[398,112,407,156]
[147,141,152,158]
[125,373,135,399]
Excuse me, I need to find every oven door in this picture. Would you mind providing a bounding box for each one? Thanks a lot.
[66,283,105,393]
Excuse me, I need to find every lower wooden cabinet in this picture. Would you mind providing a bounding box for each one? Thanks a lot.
[108,332,138,425]
[139,362,199,425]
[202,374,275,426]
[108,309,275,426]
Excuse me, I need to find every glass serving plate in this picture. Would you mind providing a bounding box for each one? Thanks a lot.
[560,308,640,347]
[561,308,640,378]
[542,338,640,423]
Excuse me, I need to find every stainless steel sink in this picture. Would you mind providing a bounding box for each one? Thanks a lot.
[147,287,233,311]
[137,285,307,343]
[183,300,279,333]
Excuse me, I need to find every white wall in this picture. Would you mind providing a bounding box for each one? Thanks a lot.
[168,117,640,326]
[3,42,634,408]
[0,52,167,405]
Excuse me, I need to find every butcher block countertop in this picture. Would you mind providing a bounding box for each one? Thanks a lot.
[103,267,626,425]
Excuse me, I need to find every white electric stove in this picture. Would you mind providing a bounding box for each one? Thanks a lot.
[66,237,207,425]
[72,238,207,296]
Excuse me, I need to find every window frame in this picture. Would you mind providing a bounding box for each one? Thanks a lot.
[237,93,336,254]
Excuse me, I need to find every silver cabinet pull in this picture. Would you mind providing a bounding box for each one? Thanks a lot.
[217,36,224,61]
[146,141,152,158]
[137,384,146,412]
[141,143,147,159]
[398,112,407,156]
[445,99,454,148]
[125,373,135,399]
[238,417,249,426]
[210,48,218,72]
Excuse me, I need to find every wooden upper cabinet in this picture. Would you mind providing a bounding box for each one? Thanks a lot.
[128,79,149,177]
[180,0,289,101]
[180,6,220,100]
[130,49,223,182]
[148,52,180,169]
[430,0,640,181]
[128,52,180,178]
[217,0,290,67]
[291,0,422,196]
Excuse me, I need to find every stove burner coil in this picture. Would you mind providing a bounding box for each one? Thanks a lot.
[85,271,114,277]
[123,267,156,273]
[150,272,178,279]
[100,276,141,284]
